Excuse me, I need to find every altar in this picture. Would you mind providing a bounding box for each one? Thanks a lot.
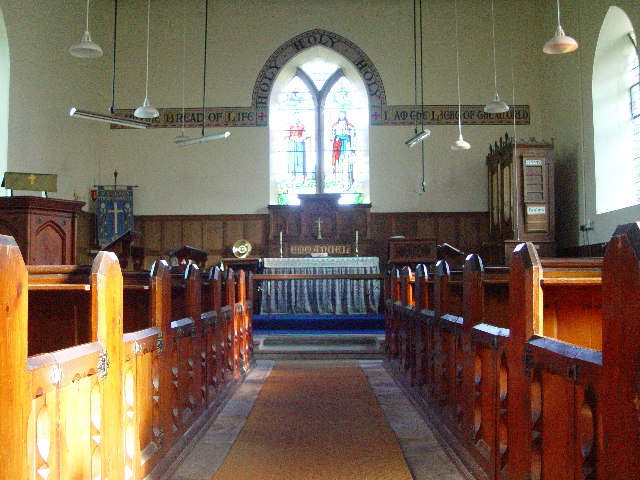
[259,256,381,315]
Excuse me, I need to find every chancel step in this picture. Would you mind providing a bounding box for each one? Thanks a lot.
[254,333,385,359]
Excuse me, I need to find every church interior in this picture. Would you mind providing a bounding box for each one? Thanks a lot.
[1,0,639,479]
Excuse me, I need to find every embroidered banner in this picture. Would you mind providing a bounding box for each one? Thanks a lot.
[96,186,134,247]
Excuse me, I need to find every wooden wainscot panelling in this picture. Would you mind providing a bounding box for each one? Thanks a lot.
[135,214,270,270]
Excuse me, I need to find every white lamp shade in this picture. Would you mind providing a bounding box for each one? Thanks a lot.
[543,26,579,54]
[484,92,510,113]
[451,135,471,150]
[134,97,159,119]
[70,30,103,58]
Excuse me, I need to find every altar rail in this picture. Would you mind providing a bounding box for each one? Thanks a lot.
[0,235,253,480]
[385,222,640,480]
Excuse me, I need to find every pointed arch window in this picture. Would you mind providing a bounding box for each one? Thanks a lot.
[593,7,640,213]
[270,54,369,205]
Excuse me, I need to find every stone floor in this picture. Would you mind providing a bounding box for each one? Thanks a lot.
[164,360,472,480]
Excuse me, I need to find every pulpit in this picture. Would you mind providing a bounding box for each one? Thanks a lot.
[0,196,84,264]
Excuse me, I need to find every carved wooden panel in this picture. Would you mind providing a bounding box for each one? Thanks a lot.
[0,196,84,265]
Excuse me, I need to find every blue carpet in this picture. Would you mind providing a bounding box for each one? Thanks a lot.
[253,314,385,332]
[254,329,384,335]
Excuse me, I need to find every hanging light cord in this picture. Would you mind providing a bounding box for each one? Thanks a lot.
[454,0,463,136]
[490,0,499,94]
[419,0,424,133]
[143,0,151,100]
[509,1,520,240]
[555,0,562,28]
[180,0,187,134]
[412,0,418,135]
[110,0,118,114]
[84,0,91,32]
[201,0,210,138]
[417,0,426,194]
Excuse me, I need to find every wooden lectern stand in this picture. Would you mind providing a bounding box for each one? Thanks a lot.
[0,196,85,264]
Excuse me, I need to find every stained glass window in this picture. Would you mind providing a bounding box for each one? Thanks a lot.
[270,55,369,205]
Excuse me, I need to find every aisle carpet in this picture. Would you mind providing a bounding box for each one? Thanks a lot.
[211,361,413,480]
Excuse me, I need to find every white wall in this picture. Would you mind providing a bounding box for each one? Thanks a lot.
[542,0,640,247]
[1,1,556,218]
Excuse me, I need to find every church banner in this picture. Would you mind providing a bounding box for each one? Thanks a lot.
[96,186,134,247]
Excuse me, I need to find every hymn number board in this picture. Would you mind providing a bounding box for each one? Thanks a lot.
[487,133,555,262]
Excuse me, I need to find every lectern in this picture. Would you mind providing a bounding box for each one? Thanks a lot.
[0,196,85,265]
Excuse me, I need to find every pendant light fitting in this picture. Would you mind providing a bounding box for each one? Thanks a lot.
[69,0,147,130]
[406,0,430,150]
[135,0,159,119]
[543,0,578,54]
[484,0,509,114]
[174,0,191,143]
[176,0,229,146]
[70,0,103,58]
[451,0,470,151]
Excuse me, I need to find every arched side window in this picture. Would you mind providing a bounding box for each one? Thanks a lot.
[269,47,369,205]
[593,6,639,213]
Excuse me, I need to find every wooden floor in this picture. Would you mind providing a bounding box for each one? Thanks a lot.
[164,360,472,480]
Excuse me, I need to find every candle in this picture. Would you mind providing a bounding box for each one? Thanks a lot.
[355,230,359,257]
[279,231,283,257]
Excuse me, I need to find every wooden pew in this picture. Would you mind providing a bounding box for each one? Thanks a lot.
[223,268,239,378]
[27,265,93,355]
[462,255,510,479]
[26,249,125,479]
[0,236,29,480]
[507,243,603,480]
[431,261,464,424]
[397,266,415,376]
[123,270,153,333]
[601,221,640,478]
[170,264,204,433]
[201,266,225,400]
[412,263,431,390]
[384,267,402,359]
[0,233,254,480]
[387,236,637,480]
[121,262,169,478]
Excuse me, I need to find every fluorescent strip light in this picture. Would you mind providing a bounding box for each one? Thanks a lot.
[69,108,148,129]
[405,129,430,148]
[175,132,230,146]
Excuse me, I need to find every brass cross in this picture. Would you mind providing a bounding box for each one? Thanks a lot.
[27,174,36,185]
[315,217,323,240]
